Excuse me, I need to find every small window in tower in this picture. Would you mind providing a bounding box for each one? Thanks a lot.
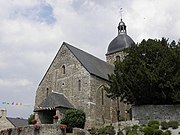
[78,80,81,91]
[46,88,49,97]
[62,65,65,74]
[116,56,120,62]
[101,89,104,105]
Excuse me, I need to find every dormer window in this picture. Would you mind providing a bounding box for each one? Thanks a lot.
[62,65,65,74]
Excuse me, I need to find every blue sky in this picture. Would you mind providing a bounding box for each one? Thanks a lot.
[0,0,180,118]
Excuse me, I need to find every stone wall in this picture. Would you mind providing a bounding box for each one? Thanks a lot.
[106,51,125,65]
[0,110,14,131]
[35,45,91,107]
[0,124,63,135]
[0,117,14,131]
[132,105,180,124]
[36,44,114,128]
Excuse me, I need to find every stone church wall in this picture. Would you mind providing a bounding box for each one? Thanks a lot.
[35,45,91,108]
[132,105,180,124]
[35,44,92,126]
[88,75,121,128]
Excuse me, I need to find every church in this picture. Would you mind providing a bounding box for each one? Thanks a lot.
[34,18,134,128]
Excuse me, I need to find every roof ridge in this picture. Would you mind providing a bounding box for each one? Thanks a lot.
[63,42,112,66]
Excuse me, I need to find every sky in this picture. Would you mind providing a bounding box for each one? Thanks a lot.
[0,0,180,119]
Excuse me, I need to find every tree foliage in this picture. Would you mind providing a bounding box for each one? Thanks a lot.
[61,108,86,132]
[105,38,180,105]
[28,113,35,124]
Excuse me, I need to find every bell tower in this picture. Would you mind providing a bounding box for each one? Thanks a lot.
[106,17,134,65]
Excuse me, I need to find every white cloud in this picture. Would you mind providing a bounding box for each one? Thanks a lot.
[0,79,32,87]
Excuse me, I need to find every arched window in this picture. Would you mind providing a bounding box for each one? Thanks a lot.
[46,88,49,97]
[101,88,104,105]
[116,55,120,62]
[78,80,81,91]
[62,65,65,74]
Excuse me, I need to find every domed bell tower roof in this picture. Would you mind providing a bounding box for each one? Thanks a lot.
[106,19,134,55]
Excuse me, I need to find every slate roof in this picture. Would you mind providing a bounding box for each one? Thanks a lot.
[64,42,114,81]
[107,34,135,55]
[34,92,73,111]
[6,117,28,127]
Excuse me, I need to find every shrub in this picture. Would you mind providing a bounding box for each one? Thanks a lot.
[126,125,139,135]
[161,130,171,135]
[161,121,169,130]
[148,120,160,128]
[142,126,155,135]
[28,114,35,124]
[142,121,162,135]
[88,127,98,135]
[168,121,179,129]
[154,130,162,135]
[98,127,106,134]
[104,125,115,135]
[89,125,115,135]
[61,109,86,133]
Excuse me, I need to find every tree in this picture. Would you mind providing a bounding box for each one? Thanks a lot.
[61,109,86,132]
[28,113,36,124]
[105,38,180,105]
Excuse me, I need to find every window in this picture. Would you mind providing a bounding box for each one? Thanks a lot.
[46,88,49,97]
[62,65,65,74]
[78,80,81,91]
[101,89,104,105]
[116,55,120,62]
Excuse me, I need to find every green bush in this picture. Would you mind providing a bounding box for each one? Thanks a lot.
[168,121,179,129]
[142,121,163,135]
[161,130,171,135]
[166,130,171,135]
[104,125,115,135]
[28,114,35,124]
[154,130,162,135]
[61,109,86,133]
[142,126,162,135]
[126,125,139,135]
[89,125,115,135]
[98,127,106,135]
[161,121,169,130]
[88,127,98,135]
[142,126,155,135]
[148,120,160,127]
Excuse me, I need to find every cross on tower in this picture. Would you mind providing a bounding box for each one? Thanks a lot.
[119,8,123,20]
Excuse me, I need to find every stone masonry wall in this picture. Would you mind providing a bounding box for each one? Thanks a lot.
[35,44,91,107]
[106,51,125,65]
[0,117,14,131]
[132,105,180,124]
[0,124,62,135]
[35,44,92,126]
[88,75,111,128]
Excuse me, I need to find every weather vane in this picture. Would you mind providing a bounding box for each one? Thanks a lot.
[119,8,123,20]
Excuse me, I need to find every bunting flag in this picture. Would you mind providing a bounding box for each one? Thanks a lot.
[1,101,34,109]
[34,106,56,110]
[1,101,56,110]
[1,101,23,106]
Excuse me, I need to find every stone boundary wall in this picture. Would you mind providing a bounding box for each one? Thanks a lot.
[0,124,63,135]
[132,105,180,124]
